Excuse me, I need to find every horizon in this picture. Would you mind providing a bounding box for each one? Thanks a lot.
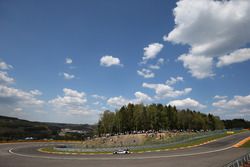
[1,0,250,124]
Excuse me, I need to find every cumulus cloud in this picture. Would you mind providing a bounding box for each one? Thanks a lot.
[137,68,155,78]
[0,60,13,70]
[14,108,23,112]
[148,58,165,70]
[0,62,44,117]
[142,77,191,99]
[0,71,15,85]
[107,91,152,108]
[91,94,107,100]
[49,88,86,107]
[165,0,250,56]
[65,58,73,64]
[142,43,164,63]
[165,76,183,85]
[217,48,250,67]
[168,98,206,110]
[134,91,152,103]
[165,0,250,79]
[30,89,42,96]
[214,95,227,100]
[212,94,250,109]
[107,96,130,108]
[178,54,215,79]
[0,85,44,106]
[93,101,100,105]
[212,99,227,108]
[212,94,250,120]
[63,72,75,80]
[100,55,123,67]
[49,88,91,115]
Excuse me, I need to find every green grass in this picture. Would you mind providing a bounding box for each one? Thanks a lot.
[132,133,229,152]
[241,140,250,148]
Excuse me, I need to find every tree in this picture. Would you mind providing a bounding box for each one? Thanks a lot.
[97,104,225,134]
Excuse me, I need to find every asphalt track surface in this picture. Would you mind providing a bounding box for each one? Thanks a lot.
[0,131,250,167]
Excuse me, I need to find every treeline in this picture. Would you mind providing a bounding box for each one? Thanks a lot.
[223,119,250,129]
[97,104,224,135]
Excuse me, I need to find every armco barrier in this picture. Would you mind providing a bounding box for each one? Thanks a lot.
[223,152,250,167]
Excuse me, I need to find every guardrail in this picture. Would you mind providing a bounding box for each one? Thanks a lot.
[223,152,250,167]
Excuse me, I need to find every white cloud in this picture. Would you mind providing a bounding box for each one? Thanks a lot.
[49,88,86,107]
[212,95,250,109]
[214,95,227,100]
[212,99,227,108]
[148,65,160,70]
[91,94,107,100]
[217,48,250,67]
[157,58,165,64]
[62,107,92,116]
[0,85,44,106]
[137,68,155,78]
[168,98,206,110]
[165,76,183,85]
[30,89,42,96]
[142,43,164,63]
[0,60,13,70]
[107,96,130,108]
[100,55,123,67]
[63,72,75,80]
[148,58,165,70]
[49,88,91,116]
[212,95,250,120]
[165,0,250,56]
[65,58,73,64]
[142,79,192,99]
[134,91,152,103]
[93,101,100,105]
[107,91,152,108]
[239,108,250,114]
[0,68,44,118]
[165,0,250,79]
[64,88,85,98]
[178,54,215,79]
[14,108,23,112]
[0,71,15,85]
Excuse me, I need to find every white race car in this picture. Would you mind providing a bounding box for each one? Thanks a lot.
[113,149,130,154]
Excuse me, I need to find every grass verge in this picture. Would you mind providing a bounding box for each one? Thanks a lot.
[241,140,250,148]
[132,133,229,153]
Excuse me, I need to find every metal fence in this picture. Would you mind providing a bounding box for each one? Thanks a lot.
[223,152,250,167]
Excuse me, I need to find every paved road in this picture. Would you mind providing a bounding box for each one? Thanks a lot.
[0,131,250,167]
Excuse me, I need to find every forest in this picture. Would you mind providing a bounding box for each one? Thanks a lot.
[0,115,94,141]
[97,103,225,135]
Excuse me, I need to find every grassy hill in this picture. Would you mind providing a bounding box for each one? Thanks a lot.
[0,115,95,141]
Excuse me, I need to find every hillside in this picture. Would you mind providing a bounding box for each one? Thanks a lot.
[0,115,95,141]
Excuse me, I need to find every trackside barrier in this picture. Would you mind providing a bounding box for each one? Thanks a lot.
[223,152,250,167]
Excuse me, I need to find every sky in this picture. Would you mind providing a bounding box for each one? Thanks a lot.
[0,0,250,124]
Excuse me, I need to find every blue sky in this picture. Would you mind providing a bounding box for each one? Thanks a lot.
[1,0,250,124]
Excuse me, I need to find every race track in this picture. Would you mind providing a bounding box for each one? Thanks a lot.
[0,131,249,167]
